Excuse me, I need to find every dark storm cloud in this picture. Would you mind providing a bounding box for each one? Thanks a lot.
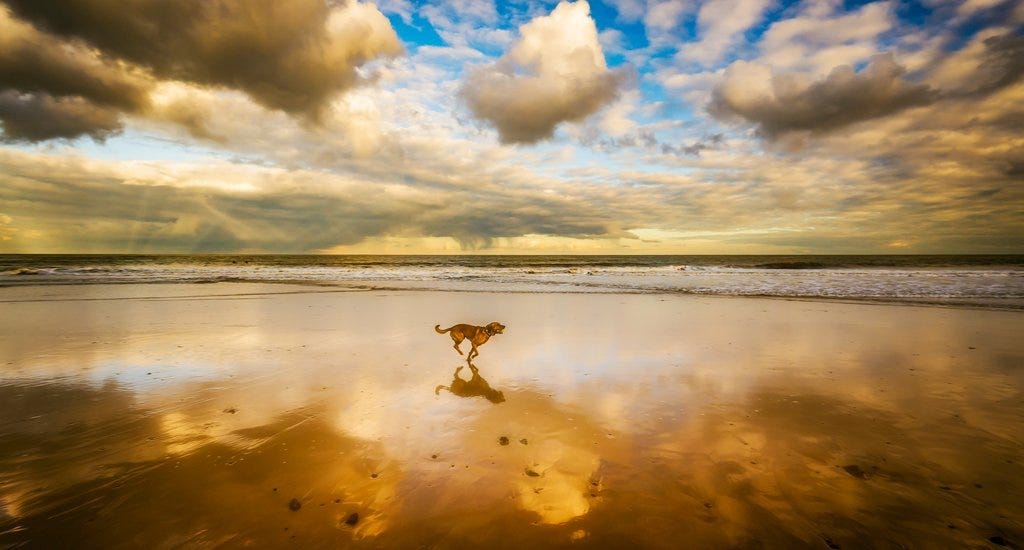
[2,0,401,117]
[0,14,150,112]
[0,0,401,142]
[0,7,153,140]
[0,92,122,142]
[420,208,611,249]
[710,54,936,138]
[0,152,635,253]
[959,31,1024,98]
[0,166,399,253]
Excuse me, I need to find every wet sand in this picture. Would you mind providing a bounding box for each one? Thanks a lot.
[1,283,1022,548]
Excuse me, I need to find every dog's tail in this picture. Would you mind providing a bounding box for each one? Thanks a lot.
[434,324,451,334]
[435,384,451,395]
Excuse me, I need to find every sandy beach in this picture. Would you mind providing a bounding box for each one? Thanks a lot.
[1,283,1022,548]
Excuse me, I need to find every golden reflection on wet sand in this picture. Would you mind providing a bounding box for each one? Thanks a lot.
[1,284,1022,548]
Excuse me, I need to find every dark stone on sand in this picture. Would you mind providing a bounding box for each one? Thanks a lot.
[223,408,237,414]
[842,465,867,479]
[371,473,378,479]
[499,436,510,446]
[939,485,952,490]
[520,438,528,445]
[989,535,1008,546]
[288,498,301,511]
[431,454,438,459]
[525,469,541,477]
[823,537,841,549]
[334,498,341,503]
[345,512,360,526]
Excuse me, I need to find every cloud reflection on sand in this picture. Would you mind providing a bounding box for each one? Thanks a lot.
[1,286,1023,547]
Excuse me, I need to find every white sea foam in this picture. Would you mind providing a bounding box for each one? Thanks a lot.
[1,259,1022,306]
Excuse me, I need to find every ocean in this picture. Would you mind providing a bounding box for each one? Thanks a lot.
[1,254,1022,307]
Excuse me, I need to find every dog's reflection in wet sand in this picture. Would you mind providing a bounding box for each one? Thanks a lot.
[435,363,505,404]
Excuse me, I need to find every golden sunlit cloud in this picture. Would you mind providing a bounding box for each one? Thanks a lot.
[461,1,628,144]
[0,0,1020,253]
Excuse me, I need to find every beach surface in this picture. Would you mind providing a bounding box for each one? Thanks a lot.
[1,283,1022,548]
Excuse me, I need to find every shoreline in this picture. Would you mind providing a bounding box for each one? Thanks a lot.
[2,280,1022,311]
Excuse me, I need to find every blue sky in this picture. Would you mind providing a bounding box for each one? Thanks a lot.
[0,0,1021,253]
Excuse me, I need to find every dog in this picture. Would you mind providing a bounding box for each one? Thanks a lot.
[435,364,505,404]
[434,322,505,361]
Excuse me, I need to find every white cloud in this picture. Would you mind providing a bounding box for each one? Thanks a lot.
[461,1,628,144]
[420,0,513,49]
[375,0,415,23]
[758,1,894,75]
[606,0,647,22]
[644,1,689,46]
[677,0,773,66]
[599,28,627,55]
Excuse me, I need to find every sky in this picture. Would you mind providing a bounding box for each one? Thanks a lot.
[0,0,1021,254]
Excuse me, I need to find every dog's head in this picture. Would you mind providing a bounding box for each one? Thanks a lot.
[486,389,506,404]
[485,322,505,335]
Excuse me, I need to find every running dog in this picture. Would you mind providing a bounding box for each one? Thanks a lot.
[434,322,506,361]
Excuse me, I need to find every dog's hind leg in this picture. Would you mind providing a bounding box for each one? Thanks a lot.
[451,335,464,355]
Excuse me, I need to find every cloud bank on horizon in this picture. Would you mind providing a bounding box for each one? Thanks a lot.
[0,0,1021,254]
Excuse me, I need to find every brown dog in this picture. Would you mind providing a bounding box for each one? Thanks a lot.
[435,322,506,361]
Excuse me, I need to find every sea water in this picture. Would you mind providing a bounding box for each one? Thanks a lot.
[1,254,1022,307]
